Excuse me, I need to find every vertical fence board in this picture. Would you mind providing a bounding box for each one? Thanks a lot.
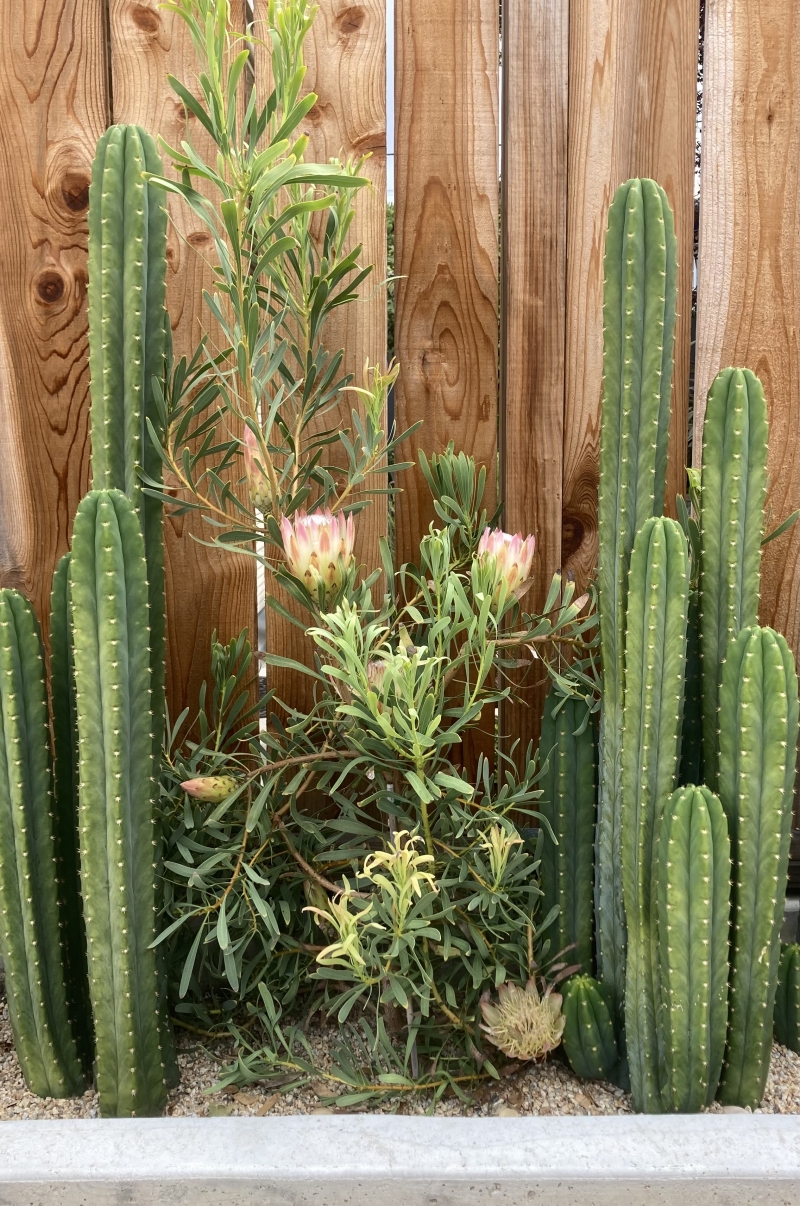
[0,0,107,635]
[394,0,499,567]
[501,0,568,758]
[695,0,800,655]
[108,0,256,726]
[563,0,699,592]
[256,0,387,712]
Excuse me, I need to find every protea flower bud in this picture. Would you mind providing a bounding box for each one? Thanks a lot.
[243,424,271,510]
[181,775,238,802]
[480,978,565,1061]
[280,509,355,597]
[477,527,536,595]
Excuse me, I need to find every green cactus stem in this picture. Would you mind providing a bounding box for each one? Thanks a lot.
[678,588,703,786]
[596,178,678,1019]
[698,369,768,789]
[717,625,799,1109]
[774,944,800,1053]
[49,554,93,1073]
[88,122,168,764]
[561,975,620,1082]
[656,785,730,1112]
[0,589,83,1097]
[70,489,168,1117]
[538,689,596,975]
[621,516,689,1113]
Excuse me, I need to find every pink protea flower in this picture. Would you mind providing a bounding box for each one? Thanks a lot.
[243,424,271,510]
[181,775,237,802]
[280,509,355,596]
[477,527,536,593]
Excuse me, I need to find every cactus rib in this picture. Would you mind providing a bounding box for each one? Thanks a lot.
[538,690,596,975]
[698,369,768,788]
[0,590,83,1097]
[717,625,799,1108]
[70,489,167,1117]
[621,516,689,1113]
[656,785,730,1111]
[596,178,678,1019]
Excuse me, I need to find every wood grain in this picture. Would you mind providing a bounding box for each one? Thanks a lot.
[108,0,256,726]
[393,0,499,567]
[694,0,800,655]
[253,0,388,713]
[0,0,107,636]
[563,0,699,591]
[500,0,569,759]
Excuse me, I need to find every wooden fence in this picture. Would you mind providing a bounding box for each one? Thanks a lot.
[0,0,798,766]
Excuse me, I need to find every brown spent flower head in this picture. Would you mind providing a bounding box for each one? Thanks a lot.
[480,978,565,1062]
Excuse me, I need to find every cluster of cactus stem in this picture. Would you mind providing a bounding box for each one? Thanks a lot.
[556,176,799,1113]
[774,944,800,1052]
[0,124,171,1114]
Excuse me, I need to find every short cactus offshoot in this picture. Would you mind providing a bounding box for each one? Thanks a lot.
[561,975,619,1082]
[774,945,800,1053]
[655,785,730,1112]
[717,625,799,1109]
[595,178,678,1021]
[0,590,83,1097]
[70,489,167,1117]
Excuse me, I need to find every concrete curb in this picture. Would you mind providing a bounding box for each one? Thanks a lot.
[0,1115,799,1205]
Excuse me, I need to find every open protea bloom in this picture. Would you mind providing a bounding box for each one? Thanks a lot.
[280,509,355,596]
[480,978,565,1061]
[243,424,271,510]
[477,527,536,596]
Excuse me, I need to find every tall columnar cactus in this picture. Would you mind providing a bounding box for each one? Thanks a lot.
[538,689,596,975]
[656,785,730,1112]
[70,489,167,1117]
[678,589,703,787]
[717,625,799,1109]
[698,369,768,789]
[774,945,800,1052]
[596,178,678,1018]
[0,590,83,1097]
[562,975,620,1082]
[621,516,689,1113]
[88,123,168,761]
[50,554,93,1073]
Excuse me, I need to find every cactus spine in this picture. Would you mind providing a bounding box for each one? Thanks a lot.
[596,178,678,1018]
[70,490,167,1117]
[0,590,83,1097]
[655,785,730,1112]
[562,975,620,1081]
[621,516,689,1112]
[698,369,768,788]
[50,554,93,1073]
[774,945,800,1052]
[717,625,799,1109]
[538,689,596,974]
[88,123,168,761]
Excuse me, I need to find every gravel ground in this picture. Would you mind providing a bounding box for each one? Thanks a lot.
[2,991,799,1119]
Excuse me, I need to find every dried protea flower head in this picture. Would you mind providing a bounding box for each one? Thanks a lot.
[480,978,565,1062]
[243,423,271,510]
[280,508,355,597]
[477,527,536,594]
[181,775,237,803]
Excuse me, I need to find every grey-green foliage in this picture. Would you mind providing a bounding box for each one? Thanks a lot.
[50,554,93,1073]
[87,122,168,762]
[698,369,768,789]
[561,975,619,1082]
[538,688,596,975]
[656,785,730,1112]
[70,489,167,1117]
[0,589,83,1097]
[621,516,689,1113]
[596,178,678,1020]
[717,625,799,1109]
[774,945,800,1052]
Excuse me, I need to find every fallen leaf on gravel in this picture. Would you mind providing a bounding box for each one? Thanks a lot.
[256,1093,280,1116]
[496,1106,521,1117]
[311,1080,339,1098]
[208,1103,233,1117]
[234,1092,261,1106]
